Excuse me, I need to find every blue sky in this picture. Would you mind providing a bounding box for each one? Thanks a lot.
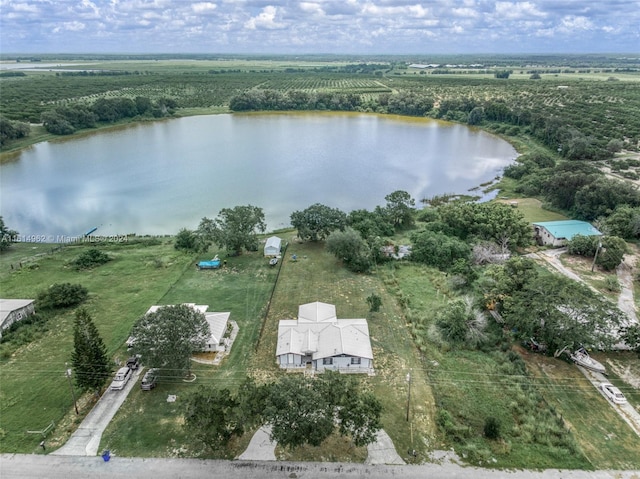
[1,0,638,54]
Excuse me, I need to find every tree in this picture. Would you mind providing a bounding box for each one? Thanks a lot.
[573,177,640,221]
[198,205,266,256]
[410,230,471,271]
[290,203,347,242]
[383,190,415,229]
[130,304,210,377]
[596,235,628,271]
[264,373,382,450]
[437,202,531,251]
[264,375,335,449]
[0,216,18,252]
[467,107,485,125]
[502,273,624,352]
[602,205,640,239]
[435,296,486,348]
[184,386,244,452]
[174,228,208,253]
[326,227,373,273]
[338,392,383,447]
[622,325,640,356]
[71,308,110,392]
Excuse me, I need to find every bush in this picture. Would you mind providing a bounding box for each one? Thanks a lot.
[366,294,382,312]
[37,283,88,309]
[72,248,112,270]
[484,417,502,440]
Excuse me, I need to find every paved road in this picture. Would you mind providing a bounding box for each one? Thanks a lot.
[51,368,141,456]
[2,455,639,479]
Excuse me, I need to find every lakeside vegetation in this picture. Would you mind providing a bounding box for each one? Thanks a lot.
[1,54,640,468]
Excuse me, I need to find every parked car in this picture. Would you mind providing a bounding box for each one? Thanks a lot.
[141,368,158,391]
[126,355,140,370]
[600,383,627,404]
[110,367,132,391]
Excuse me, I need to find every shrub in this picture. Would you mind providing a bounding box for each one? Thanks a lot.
[72,248,111,270]
[366,293,382,312]
[484,417,502,440]
[37,283,88,309]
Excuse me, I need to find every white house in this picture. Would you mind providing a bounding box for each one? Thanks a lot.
[264,236,282,257]
[129,303,230,352]
[0,299,35,338]
[276,302,374,374]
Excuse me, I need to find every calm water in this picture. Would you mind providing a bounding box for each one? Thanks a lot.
[0,113,516,237]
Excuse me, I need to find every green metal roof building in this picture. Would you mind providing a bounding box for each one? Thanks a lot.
[532,220,602,247]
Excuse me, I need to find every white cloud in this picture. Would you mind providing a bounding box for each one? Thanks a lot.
[560,15,594,31]
[245,5,285,30]
[52,21,86,33]
[192,2,217,14]
[494,1,546,19]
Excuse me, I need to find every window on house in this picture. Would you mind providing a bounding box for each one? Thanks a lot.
[323,357,333,365]
[350,357,361,365]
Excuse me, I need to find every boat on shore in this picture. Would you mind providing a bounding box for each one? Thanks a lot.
[570,347,606,374]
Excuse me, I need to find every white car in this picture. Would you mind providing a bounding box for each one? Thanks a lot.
[600,383,627,404]
[110,366,132,391]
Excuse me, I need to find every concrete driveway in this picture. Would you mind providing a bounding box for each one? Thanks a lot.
[51,368,141,456]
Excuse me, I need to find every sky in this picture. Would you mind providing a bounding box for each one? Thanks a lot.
[0,0,639,55]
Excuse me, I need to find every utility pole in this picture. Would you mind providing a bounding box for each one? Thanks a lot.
[405,370,412,422]
[65,363,79,415]
[591,241,602,272]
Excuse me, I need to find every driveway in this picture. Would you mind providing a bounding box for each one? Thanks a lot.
[577,365,640,436]
[51,368,141,456]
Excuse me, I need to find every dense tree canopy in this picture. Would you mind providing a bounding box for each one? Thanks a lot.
[410,230,471,271]
[130,304,210,377]
[264,373,382,450]
[198,205,266,255]
[436,202,531,251]
[290,203,347,242]
[501,272,624,352]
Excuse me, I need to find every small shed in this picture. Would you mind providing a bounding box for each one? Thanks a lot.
[0,299,35,338]
[264,236,282,257]
[533,220,602,247]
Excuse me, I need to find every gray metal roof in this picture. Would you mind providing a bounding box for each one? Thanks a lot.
[276,302,373,360]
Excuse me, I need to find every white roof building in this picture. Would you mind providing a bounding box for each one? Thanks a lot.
[276,302,374,374]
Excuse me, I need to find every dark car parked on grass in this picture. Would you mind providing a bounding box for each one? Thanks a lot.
[141,368,158,390]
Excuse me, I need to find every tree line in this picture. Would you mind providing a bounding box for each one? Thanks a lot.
[40,96,177,135]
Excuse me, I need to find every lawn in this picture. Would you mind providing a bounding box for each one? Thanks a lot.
[0,239,194,453]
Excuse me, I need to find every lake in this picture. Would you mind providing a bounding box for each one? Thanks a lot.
[0,112,517,238]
